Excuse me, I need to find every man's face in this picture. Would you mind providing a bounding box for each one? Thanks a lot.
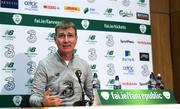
[55,27,77,55]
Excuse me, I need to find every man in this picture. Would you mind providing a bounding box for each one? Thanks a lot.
[29,20,93,106]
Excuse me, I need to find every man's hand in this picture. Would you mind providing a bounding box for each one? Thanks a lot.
[42,88,62,107]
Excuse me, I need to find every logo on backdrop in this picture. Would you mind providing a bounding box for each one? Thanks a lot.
[4,44,15,58]
[88,48,97,61]
[48,46,56,56]
[27,61,36,75]
[12,14,22,24]
[24,47,38,57]
[105,50,115,59]
[27,30,37,43]
[120,39,134,44]
[140,52,149,61]
[141,64,150,77]
[2,62,16,73]
[86,34,97,44]
[81,20,90,29]
[137,0,147,7]
[122,50,134,62]
[107,63,115,76]
[4,77,15,91]
[46,32,55,42]
[90,64,98,73]
[119,10,133,17]
[87,0,95,3]
[136,12,149,20]
[104,8,114,17]
[0,0,19,9]
[13,95,22,106]
[122,65,134,75]
[83,7,99,15]
[101,91,110,100]
[106,35,114,47]
[139,24,147,34]
[24,0,38,11]
[2,30,16,40]
[122,0,130,7]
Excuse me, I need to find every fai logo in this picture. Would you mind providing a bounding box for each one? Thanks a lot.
[139,24,147,34]
[4,44,15,58]
[107,63,115,76]
[4,77,15,91]
[81,20,89,29]
[101,91,110,100]
[13,96,22,106]
[163,92,171,99]
[106,35,114,47]
[27,30,37,43]
[12,14,22,24]
[88,48,97,61]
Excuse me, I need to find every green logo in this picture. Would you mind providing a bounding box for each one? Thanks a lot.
[5,62,14,68]
[27,47,36,52]
[97,90,176,105]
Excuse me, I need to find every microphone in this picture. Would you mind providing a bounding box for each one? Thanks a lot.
[75,70,82,84]
[74,70,89,106]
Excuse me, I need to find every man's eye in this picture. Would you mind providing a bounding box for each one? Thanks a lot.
[58,34,65,38]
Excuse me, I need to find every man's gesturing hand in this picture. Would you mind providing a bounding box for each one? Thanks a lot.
[42,88,62,107]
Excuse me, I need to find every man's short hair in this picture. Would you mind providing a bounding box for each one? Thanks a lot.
[55,20,77,37]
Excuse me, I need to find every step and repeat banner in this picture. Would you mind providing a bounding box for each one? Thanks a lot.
[0,0,152,107]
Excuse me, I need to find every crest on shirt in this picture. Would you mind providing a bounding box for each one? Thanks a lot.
[61,81,74,98]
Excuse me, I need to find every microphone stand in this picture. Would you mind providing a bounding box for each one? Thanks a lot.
[73,70,90,106]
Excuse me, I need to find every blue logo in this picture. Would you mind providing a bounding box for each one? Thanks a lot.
[0,0,18,9]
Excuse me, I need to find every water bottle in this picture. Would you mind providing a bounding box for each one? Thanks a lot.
[148,72,156,90]
[92,73,100,89]
[114,75,121,89]
[156,73,164,90]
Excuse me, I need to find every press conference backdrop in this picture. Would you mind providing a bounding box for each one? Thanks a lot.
[0,0,152,107]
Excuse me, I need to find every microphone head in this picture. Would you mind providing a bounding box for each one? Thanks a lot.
[75,70,82,78]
